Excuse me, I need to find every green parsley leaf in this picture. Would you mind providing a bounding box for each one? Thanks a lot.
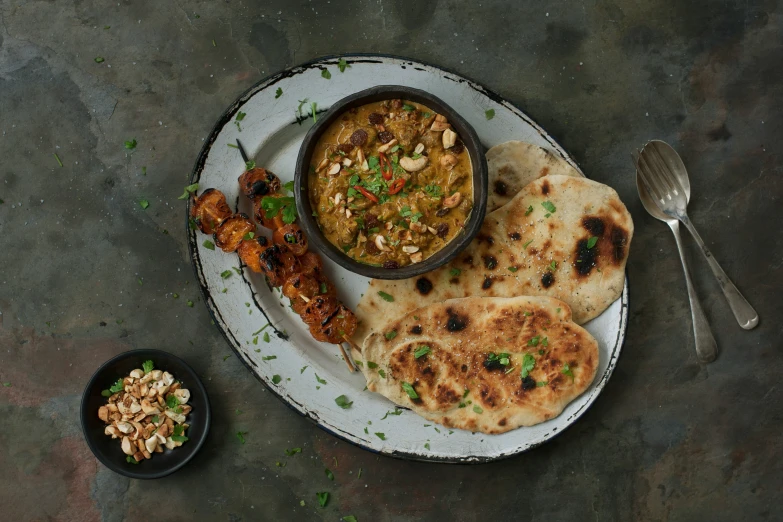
[124,139,137,150]
[321,68,331,79]
[220,270,232,279]
[375,432,387,440]
[285,447,302,456]
[227,143,239,149]
[537,381,549,387]
[473,405,483,414]
[187,300,194,307]
[367,361,378,369]
[316,491,329,507]
[177,183,199,199]
[424,184,443,199]
[523,239,533,249]
[272,374,282,384]
[377,291,394,302]
[236,431,248,444]
[311,101,318,123]
[521,353,536,378]
[401,382,418,399]
[94,56,105,63]
[263,332,270,343]
[402,104,415,111]
[260,195,298,224]
[343,516,358,522]
[203,240,215,250]
[166,394,180,409]
[548,260,557,271]
[338,58,350,72]
[282,180,295,193]
[142,360,154,374]
[236,111,246,122]
[274,86,283,98]
[508,266,518,272]
[527,336,540,347]
[139,200,149,209]
[335,395,353,409]
[367,155,380,171]
[222,354,231,361]
[525,205,534,216]
[381,408,403,420]
[171,433,189,443]
[414,346,431,359]
[562,363,575,381]
[385,330,397,340]
[587,236,598,249]
[378,369,386,378]
[450,268,461,277]
[126,456,139,464]
[244,231,255,240]
[109,379,124,394]
[315,373,327,385]
[556,307,562,313]
[53,153,63,167]
[542,337,549,347]
[262,355,277,361]
[541,201,556,213]
[100,389,111,397]
[245,160,256,170]
[485,109,495,120]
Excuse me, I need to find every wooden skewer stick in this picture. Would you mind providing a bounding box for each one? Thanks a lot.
[337,342,355,372]
[342,335,362,355]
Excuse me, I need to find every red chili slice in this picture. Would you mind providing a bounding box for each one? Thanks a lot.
[353,185,379,203]
[388,178,405,195]
[379,153,392,180]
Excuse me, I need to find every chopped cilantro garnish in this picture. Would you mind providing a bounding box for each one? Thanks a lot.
[177,183,199,199]
[367,361,378,369]
[522,239,533,249]
[316,491,329,507]
[485,109,495,120]
[321,68,331,79]
[508,266,518,272]
[385,330,397,340]
[236,111,246,122]
[236,431,248,444]
[203,240,215,250]
[142,360,154,374]
[521,353,536,378]
[378,369,386,378]
[587,236,598,248]
[325,468,335,480]
[272,374,282,384]
[108,379,124,394]
[334,395,353,409]
[245,160,256,170]
[275,87,283,98]
[166,394,180,409]
[126,456,139,464]
[375,432,387,440]
[450,268,461,277]
[377,291,394,302]
[548,260,557,271]
[285,447,302,456]
[124,139,137,150]
[315,373,327,385]
[260,195,297,224]
[473,405,483,414]
[414,346,431,359]
[525,205,534,216]
[54,153,63,167]
[187,300,194,307]
[282,180,295,193]
[221,270,232,279]
[263,332,270,343]
[381,408,403,420]
[262,355,276,361]
[94,57,105,63]
[424,184,443,199]
[542,337,549,347]
[338,58,350,72]
[310,101,318,123]
[528,336,540,347]
[139,200,149,209]
[562,363,575,381]
[401,382,418,399]
[541,201,557,213]
[537,381,549,387]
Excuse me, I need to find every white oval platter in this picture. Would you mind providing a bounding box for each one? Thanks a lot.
[187,54,628,463]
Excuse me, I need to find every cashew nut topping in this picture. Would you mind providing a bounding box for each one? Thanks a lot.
[377,139,398,154]
[442,128,457,149]
[327,162,341,176]
[342,158,352,167]
[440,154,458,169]
[316,157,330,172]
[375,235,390,252]
[414,143,425,155]
[402,245,420,253]
[399,156,429,172]
[409,252,424,263]
[98,362,192,462]
[443,192,462,208]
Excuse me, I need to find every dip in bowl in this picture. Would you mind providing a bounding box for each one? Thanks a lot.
[295,86,487,280]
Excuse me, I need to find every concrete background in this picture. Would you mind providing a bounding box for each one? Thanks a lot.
[1,0,781,520]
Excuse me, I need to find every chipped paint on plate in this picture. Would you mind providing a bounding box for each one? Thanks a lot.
[187,54,628,463]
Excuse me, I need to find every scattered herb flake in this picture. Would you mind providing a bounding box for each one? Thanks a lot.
[335,395,353,409]
[316,492,329,507]
[562,363,575,381]
[236,431,248,444]
[275,87,283,98]
[450,268,462,277]
[54,153,64,167]
[187,300,194,307]
[414,346,431,359]
[508,266,518,272]
[541,201,557,213]
[375,432,387,440]
[109,379,124,394]
[587,236,599,248]
[124,139,137,150]
[178,183,199,200]
[94,56,105,63]
[473,405,483,414]
[126,456,139,464]
[203,240,215,250]
[272,374,282,384]
[263,332,270,343]
[315,373,327,385]
[528,336,540,347]
[321,68,332,79]
[385,330,397,340]
[325,468,335,480]
[285,447,302,456]
[338,58,350,72]
[262,355,277,361]
[401,382,418,399]
[485,109,495,120]
[142,360,154,374]
[523,239,533,249]
[377,291,394,302]
[521,353,536,378]
[139,200,149,209]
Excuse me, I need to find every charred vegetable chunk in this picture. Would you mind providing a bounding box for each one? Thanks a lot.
[273,224,308,256]
[214,214,255,252]
[237,236,269,273]
[238,167,281,199]
[190,188,232,234]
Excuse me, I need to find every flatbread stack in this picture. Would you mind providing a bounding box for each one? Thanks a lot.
[361,296,599,434]
[353,141,633,434]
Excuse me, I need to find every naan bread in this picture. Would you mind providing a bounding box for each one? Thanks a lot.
[354,175,633,343]
[361,296,598,433]
[487,141,581,211]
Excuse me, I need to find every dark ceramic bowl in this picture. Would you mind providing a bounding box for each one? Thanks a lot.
[80,349,211,479]
[295,85,488,280]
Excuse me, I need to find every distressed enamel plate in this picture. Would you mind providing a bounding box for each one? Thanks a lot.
[187,55,628,463]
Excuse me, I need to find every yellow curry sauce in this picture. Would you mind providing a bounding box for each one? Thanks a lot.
[308,99,473,268]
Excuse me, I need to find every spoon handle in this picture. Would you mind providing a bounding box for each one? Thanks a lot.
[669,221,717,362]
[679,214,759,330]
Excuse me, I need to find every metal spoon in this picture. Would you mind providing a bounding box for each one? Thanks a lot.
[633,150,717,363]
[637,140,759,330]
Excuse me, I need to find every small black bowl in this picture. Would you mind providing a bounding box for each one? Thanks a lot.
[80,349,211,479]
[295,85,488,280]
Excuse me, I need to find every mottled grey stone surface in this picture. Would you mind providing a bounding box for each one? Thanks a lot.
[0,1,780,520]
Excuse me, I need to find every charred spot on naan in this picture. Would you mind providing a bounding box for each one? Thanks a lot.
[574,215,630,276]
[410,324,423,334]
[541,271,555,288]
[493,179,508,196]
[445,308,469,332]
[508,231,521,241]
[541,180,550,195]
[483,255,498,270]
[482,276,493,290]
[415,277,433,295]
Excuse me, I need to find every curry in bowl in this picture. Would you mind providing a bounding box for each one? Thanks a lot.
[307,99,473,268]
